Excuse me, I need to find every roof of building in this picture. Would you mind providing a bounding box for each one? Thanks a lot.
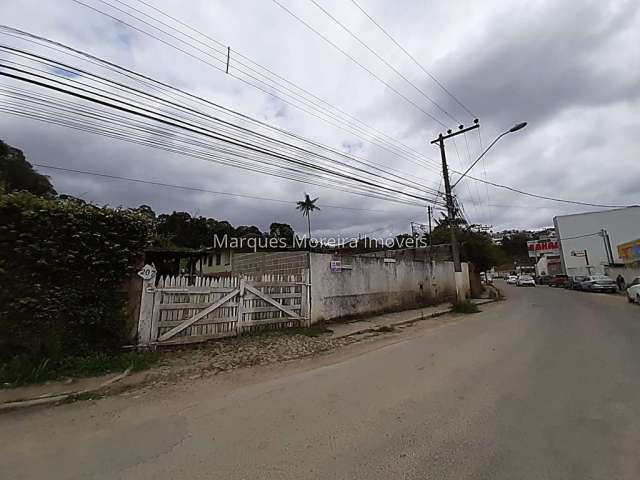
[553,205,640,221]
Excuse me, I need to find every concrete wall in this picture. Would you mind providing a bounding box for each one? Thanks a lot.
[232,251,308,276]
[354,245,453,263]
[310,253,470,323]
[605,265,640,285]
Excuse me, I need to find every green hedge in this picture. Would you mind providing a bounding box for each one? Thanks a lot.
[0,192,150,366]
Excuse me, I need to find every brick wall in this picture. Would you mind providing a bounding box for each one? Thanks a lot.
[232,251,309,276]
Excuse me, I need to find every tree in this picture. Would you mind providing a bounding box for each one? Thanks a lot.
[0,140,56,197]
[431,214,503,272]
[500,232,530,259]
[132,204,156,220]
[296,194,320,246]
[269,222,295,245]
[235,225,262,238]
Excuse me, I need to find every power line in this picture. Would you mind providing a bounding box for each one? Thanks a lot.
[348,0,476,119]
[32,163,420,212]
[269,0,449,128]
[0,50,439,197]
[2,103,435,207]
[0,95,440,207]
[0,58,448,208]
[0,25,443,183]
[0,64,443,205]
[461,174,630,209]
[54,3,447,174]
[307,0,459,124]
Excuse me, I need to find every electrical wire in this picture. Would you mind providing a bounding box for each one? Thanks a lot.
[0,26,444,183]
[0,51,440,197]
[462,174,631,209]
[0,65,445,205]
[1,103,438,207]
[56,2,447,173]
[348,0,476,119]
[269,0,449,128]
[306,0,459,124]
[31,163,422,212]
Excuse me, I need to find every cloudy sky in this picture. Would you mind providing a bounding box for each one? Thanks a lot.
[1,0,638,239]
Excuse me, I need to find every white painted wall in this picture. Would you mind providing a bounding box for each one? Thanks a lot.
[554,207,640,275]
[309,253,470,323]
[605,265,640,285]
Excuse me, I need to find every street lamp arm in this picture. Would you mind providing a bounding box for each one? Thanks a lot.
[451,131,508,188]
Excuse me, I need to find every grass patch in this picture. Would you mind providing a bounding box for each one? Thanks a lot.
[451,299,480,314]
[0,350,161,388]
[282,323,332,337]
[376,325,395,333]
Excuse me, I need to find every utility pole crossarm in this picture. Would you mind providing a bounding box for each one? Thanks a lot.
[430,123,480,144]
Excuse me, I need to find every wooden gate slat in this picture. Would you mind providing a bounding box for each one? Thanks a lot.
[244,285,303,319]
[157,288,240,342]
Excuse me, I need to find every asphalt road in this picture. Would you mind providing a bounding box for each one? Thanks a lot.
[2,284,640,479]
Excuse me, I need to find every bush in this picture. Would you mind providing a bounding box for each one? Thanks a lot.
[0,351,160,386]
[0,192,150,369]
[451,299,480,314]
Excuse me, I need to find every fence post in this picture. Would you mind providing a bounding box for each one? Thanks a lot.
[301,269,311,327]
[136,264,157,346]
[237,276,246,336]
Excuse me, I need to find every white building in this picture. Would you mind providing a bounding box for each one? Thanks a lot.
[553,206,640,276]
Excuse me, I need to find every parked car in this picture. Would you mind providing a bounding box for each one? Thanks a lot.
[626,277,640,303]
[548,274,569,288]
[506,275,518,284]
[580,275,617,293]
[516,275,536,287]
[566,275,589,290]
[536,275,551,285]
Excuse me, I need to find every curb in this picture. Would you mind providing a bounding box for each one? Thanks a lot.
[0,367,132,413]
[336,299,495,338]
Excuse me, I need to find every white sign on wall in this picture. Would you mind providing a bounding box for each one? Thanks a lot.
[330,260,342,273]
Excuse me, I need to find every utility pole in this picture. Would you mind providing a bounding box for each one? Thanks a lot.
[425,205,432,264]
[431,121,480,301]
[600,229,614,265]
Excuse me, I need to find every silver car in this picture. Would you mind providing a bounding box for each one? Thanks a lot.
[580,275,617,293]
[516,275,536,287]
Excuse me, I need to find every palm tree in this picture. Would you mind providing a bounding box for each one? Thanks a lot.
[296,194,320,247]
[296,194,319,322]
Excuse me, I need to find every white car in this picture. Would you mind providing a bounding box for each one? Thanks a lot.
[506,275,518,284]
[516,275,536,287]
[626,276,640,303]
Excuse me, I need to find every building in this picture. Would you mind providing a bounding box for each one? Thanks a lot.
[535,253,562,276]
[553,206,640,276]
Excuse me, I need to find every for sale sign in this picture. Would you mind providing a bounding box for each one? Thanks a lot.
[527,240,560,258]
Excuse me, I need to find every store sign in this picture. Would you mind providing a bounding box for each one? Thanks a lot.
[617,238,640,263]
[527,240,560,258]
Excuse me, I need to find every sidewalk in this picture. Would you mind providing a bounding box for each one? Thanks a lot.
[327,299,494,339]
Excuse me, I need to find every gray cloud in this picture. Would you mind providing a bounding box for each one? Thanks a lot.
[1,0,638,238]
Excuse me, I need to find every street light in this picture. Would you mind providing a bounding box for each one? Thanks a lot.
[451,122,527,188]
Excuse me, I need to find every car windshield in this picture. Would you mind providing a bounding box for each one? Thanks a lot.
[520,276,533,280]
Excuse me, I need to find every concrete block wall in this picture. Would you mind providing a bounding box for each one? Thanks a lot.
[310,253,470,323]
[232,251,309,276]
[354,245,453,263]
